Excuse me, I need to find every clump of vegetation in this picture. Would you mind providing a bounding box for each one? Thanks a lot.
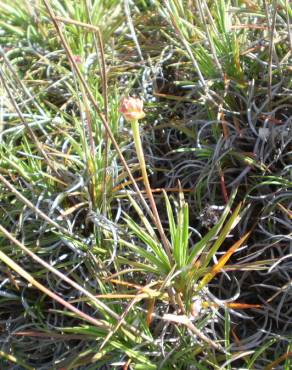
[0,1,291,369]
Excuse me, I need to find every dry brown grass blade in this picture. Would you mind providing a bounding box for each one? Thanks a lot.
[146,298,155,326]
[198,229,252,290]
[0,248,107,329]
[225,302,262,309]
[12,331,92,340]
[264,351,292,370]
[99,296,138,351]
[98,280,164,351]
[0,223,152,342]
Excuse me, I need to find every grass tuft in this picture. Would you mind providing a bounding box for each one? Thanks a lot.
[0,0,291,369]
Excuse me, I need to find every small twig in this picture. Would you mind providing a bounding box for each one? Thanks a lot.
[219,167,229,204]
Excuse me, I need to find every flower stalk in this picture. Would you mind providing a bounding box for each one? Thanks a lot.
[131,119,148,193]
[119,97,172,260]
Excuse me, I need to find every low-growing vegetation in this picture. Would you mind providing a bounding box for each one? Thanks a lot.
[0,1,291,369]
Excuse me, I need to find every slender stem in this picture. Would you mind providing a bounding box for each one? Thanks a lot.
[131,120,172,261]
[131,120,149,191]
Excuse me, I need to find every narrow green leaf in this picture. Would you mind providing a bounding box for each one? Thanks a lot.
[188,189,237,264]
[202,202,242,268]
[124,216,170,269]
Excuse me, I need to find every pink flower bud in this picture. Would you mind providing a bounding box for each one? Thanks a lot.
[119,97,146,122]
[72,55,82,64]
